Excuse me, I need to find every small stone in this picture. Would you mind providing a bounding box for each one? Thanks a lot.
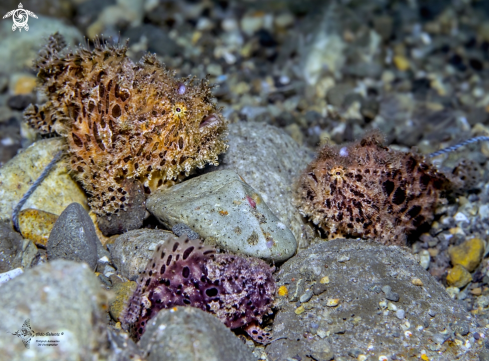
[445,286,460,299]
[337,254,350,262]
[320,276,330,284]
[326,298,340,307]
[396,309,405,319]
[47,203,104,270]
[295,305,305,315]
[471,287,482,295]
[393,55,410,71]
[454,212,469,223]
[446,265,472,288]
[383,286,400,302]
[386,292,400,302]
[412,278,424,286]
[419,250,431,269]
[317,329,328,339]
[240,12,265,36]
[18,209,58,247]
[300,289,313,303]
[448,237,485,272]
[278,285,288,296]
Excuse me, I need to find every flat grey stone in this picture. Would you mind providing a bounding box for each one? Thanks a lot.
[267,239,484,360]
[202,122,314,249]
[47,203,105,270]
[147,170,297,262]
[109,229,175,280]
[0,260,109,359]
[138,307,256,361]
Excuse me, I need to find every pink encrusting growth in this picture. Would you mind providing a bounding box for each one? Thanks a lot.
[121,235,276,344]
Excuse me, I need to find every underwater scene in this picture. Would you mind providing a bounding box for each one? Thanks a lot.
[1,0,489,360]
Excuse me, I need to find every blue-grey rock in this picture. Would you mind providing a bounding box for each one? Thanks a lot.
[47,203,106,270]
[138,307,256,361]
[147,170,297,262]
[0,260,110,359]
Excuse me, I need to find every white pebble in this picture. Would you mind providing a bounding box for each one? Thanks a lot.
[339,147,349,157]
[454,212,469,223]
[396,309,405,319]
[1,137,14,146]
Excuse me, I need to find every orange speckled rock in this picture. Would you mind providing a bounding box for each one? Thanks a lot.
[18,209,58,246]
[24,33,228,217]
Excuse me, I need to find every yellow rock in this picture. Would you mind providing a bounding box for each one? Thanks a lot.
[320,276,330,284]
[411,278,424,286]
[326,298,340,307]
[448,237,485,272]
[294,305,305,315]
[109,281,137,322]
[18,208,58,246]
[446,265,472,288]
[393,55,410,71]
[278,285,288,296]
[471,287,482,296]
[12,74,37,95]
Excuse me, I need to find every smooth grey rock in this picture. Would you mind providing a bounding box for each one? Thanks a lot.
[47,203,105,270]
[0,220,23,272]
[147,170,297,262]
[0,260,109,360]
[109,229,175,280]
[138,307,256,361]
[204,122,314,249]
[266,240,484,360]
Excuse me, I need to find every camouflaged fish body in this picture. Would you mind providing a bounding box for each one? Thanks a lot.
[25,33,228,216]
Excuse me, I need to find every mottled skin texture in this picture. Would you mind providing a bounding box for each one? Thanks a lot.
[24,33,228,216]
[121,235,276,344]
[296,132,449,245]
